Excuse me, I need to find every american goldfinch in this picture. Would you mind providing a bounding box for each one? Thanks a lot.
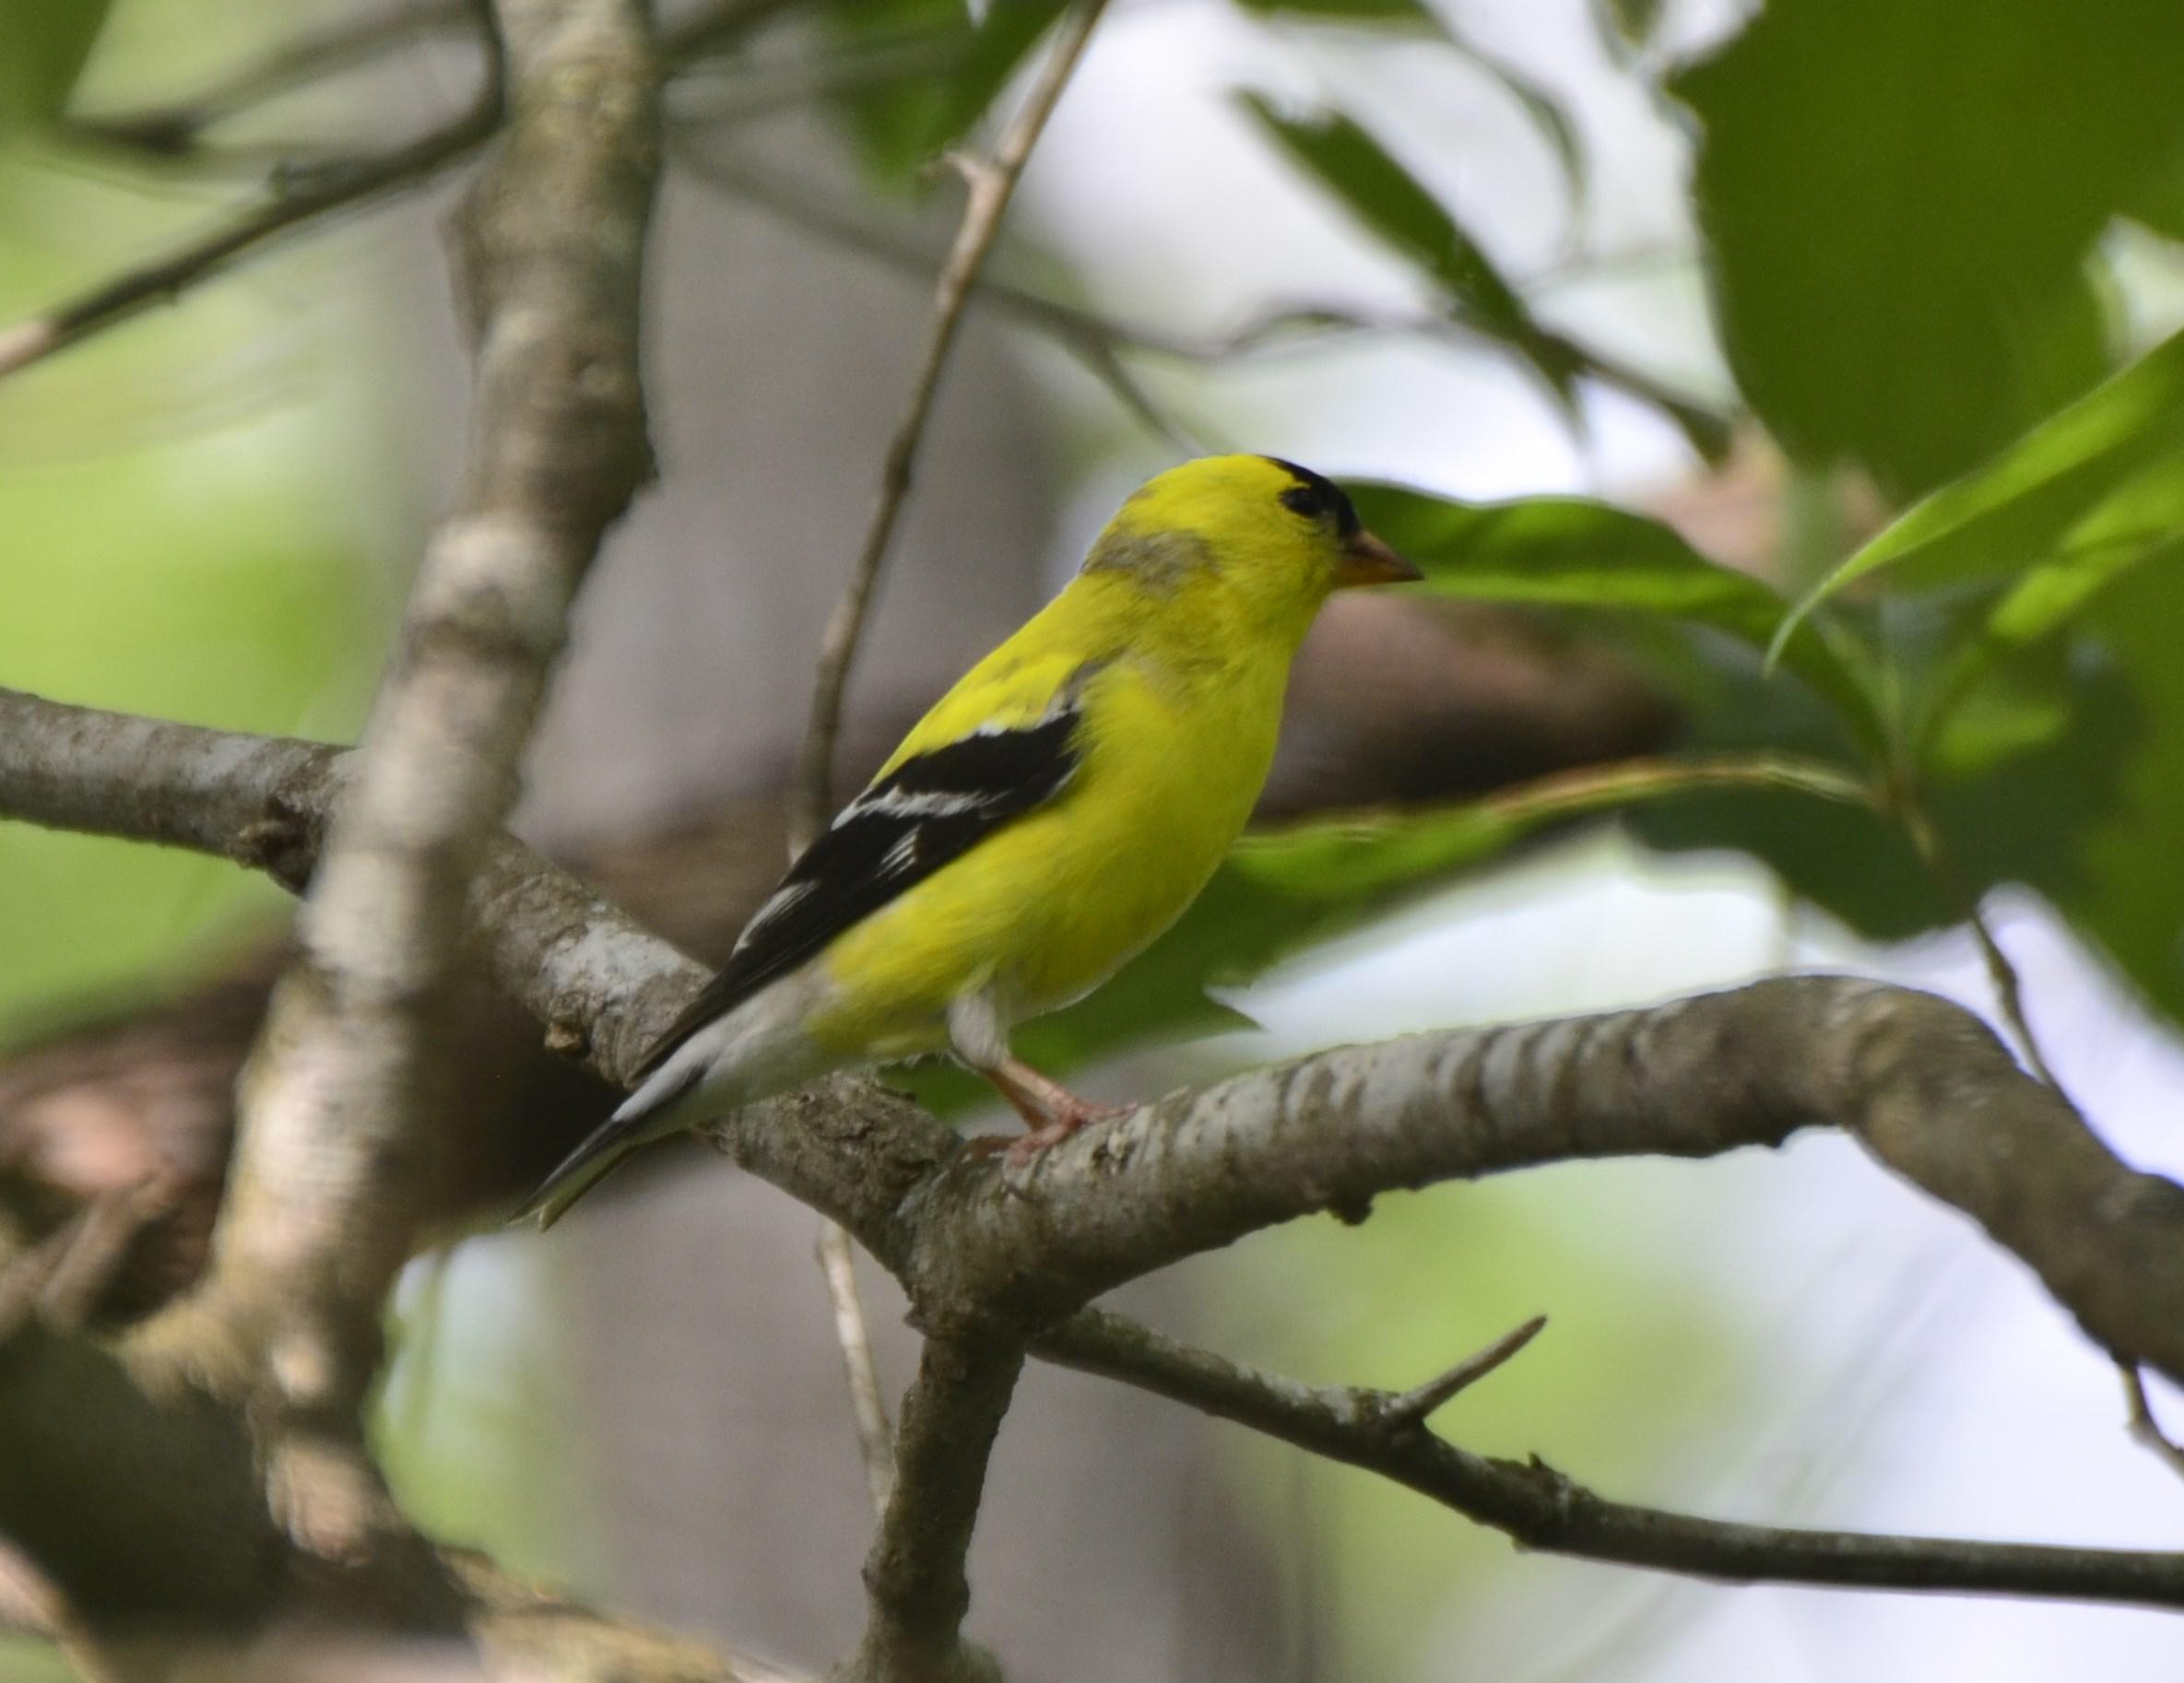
[519,454,1417,1228]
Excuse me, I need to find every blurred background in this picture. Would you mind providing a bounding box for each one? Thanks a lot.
[6,0,2184,1677]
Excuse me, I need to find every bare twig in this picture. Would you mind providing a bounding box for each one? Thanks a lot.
[0,27,506,382]
[73,1,476,156]
[1965,905,2060,1089]
[1377,1313,1547,1428]
[674,147,1723,460]
[1898,802,2060,1089]
[817,1217,897,1519]
[670,143,1204,448]
[670,34,969,127]
[1039,1309,2184,1609]
[787,0,1113,848]
[2119,1362,2184,1483]
[2,0,791,384]
[657,0,805,69]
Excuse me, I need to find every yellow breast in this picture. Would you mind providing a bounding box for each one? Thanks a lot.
[806,590,1293,1057]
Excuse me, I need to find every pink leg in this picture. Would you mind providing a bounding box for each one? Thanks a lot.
[968,1055,1135,1170]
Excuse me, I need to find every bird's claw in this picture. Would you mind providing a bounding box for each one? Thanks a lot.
[966,1098,1136,1195]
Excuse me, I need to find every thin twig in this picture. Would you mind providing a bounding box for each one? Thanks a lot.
[676,146,1724,460]
[1038,1309,2184,1609]
[2119,1361,2184,1484]
[672,140,1202,449]
[1966,905,2059,1088]
[657,0,805,69]
[787,0,1113,849]
[816,1218,896,1520]
[0,0,786,383]
[1378,1314,1546,1429]
[0,29,506,382]
[72,1,475,155]
[670,34,969,127]
[1899,802,2060,1088]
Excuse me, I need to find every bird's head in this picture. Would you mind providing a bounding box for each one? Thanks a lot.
[1081,454,1419,637]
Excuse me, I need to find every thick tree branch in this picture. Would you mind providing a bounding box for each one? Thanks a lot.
[840,1339,1022,1683]
[1037,1310,2184,1609]
[6,693,2182,1393]
[188,0,658,1434]
[8,692,2184,1634]
[0,0,662,1666]
[888,980,2184,1389]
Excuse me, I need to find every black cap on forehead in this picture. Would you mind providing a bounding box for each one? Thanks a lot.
[1263,455,1362,538]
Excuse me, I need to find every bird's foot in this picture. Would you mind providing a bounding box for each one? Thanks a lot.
[1000,1096,1135,1171]
[963,1093,1135,1186]
[963,1054,1137,1186]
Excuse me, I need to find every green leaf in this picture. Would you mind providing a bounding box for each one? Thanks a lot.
[1232,0,1585,195]
[1231,754,1871,896]
[1768,326,2184,661]
[1353,484,1885,749]
[1,0,112,127]
[2119,136,2184,243]
[1241,97,1574,394]
[1672,0,2184,497]
[821,0,1066,186]
[1912,447,2184,773]
[1239,98,1727,456]
[2054,564,2184,1024]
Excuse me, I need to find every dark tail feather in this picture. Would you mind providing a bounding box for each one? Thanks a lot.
[512,1064,702,1230]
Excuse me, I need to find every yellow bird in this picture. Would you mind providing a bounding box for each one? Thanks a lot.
[520,454,1417,1227]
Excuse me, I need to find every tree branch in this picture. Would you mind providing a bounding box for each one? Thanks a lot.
[183,0,659,1438]
[842,1338,1022,1683]
[672,150,1727,459]
[2,0,787,383]
[1037,1309,2184,1609]
[0,0,661,1665]
[0,20,507,382]
[7,691,2182,1392]
[818,1218,898,1520]
[787,0,1113,849]
[8,691,2184,1635]
[71,1,479,157]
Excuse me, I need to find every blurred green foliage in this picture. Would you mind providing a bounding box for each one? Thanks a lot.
[0,0,110,129]
[1673,0,2184,499]
[821,0,1068,188]
[0,184,391,1038]
[1241,98,1587,418]
[12,0,2184,1675]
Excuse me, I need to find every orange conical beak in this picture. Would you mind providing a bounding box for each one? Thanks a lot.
[1333,528,1422,589]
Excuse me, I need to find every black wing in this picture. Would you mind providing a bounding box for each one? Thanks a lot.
[630,703,1085,1080]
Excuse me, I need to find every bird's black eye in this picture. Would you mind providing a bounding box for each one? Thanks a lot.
[1266,456,1363,538]
[1279,482,1330,521]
